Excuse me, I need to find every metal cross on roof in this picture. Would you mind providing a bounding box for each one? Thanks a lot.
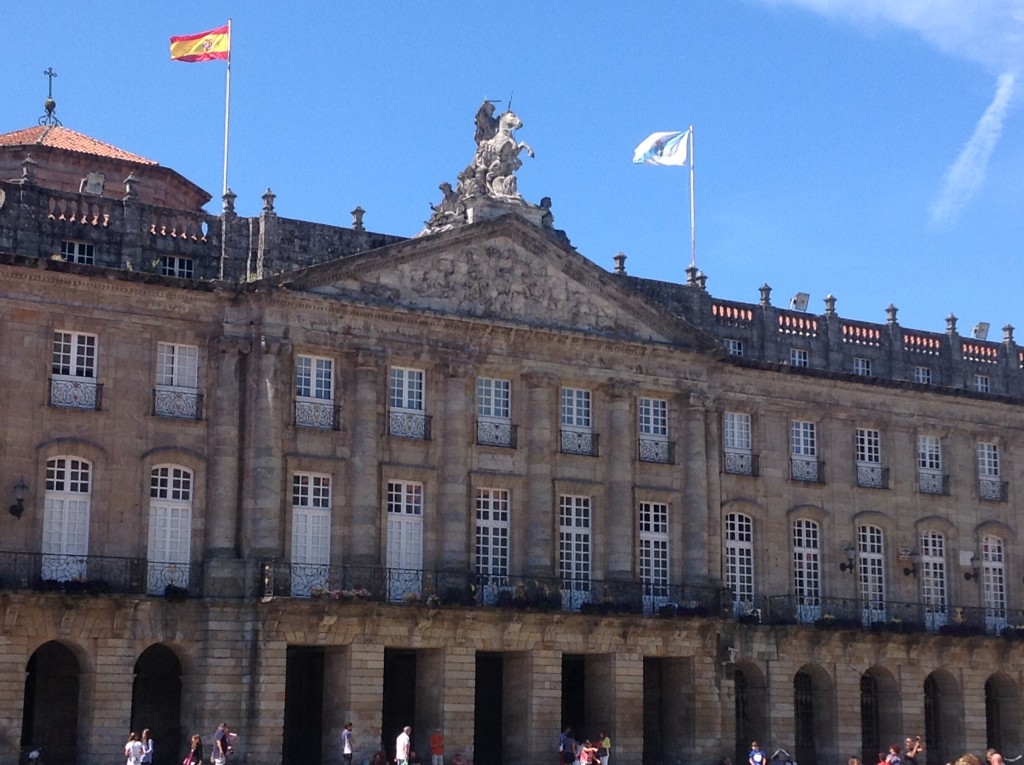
[39,67,62,127]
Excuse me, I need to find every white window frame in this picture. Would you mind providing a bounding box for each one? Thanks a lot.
[639,397,669,439]
[977,442,1000,477]
[477,377,511,419]
[386,480,424,601]
[974,374,991,393]
[390,367,425,412]
[559,495,592,610]
[919,531,947,630]
[982,534,1007,631]
[295,354,334,401]
[724,412,752,452]
[858,524,886,623]
[60,239,95,264]
[791,420,817,457]
[853,357,872,376]
[160,255,195,279]
[156,342,199,389]
[918,435,942,472]
[790,348,809,367]
[639,501,670,612]
[42,456,92,581]
[725,512,754,613]
[724,338,744,357]
[792,519,821,622]
[290,472,332,596]
[913,366,932,385]
[561,387,592,430]
[52,330,97,379]
[147,465,194,594]
[856,428,881,464]
[475,488,510,604]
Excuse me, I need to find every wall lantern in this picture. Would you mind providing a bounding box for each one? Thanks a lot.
[839,543,857,574]
[10,477,28,519]
[964,555,981,581]
[903,551,921,578]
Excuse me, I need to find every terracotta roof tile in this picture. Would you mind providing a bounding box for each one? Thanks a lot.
[0,125,158,165]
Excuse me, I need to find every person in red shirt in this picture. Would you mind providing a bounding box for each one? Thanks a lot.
[429,729,445,765]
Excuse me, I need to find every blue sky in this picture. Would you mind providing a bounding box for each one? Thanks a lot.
[3,1,1022,338]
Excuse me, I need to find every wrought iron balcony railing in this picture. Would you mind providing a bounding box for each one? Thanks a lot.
[389,410,432,440]
[154,387,204,420]
[638,438,675,464]
[560,429,599,456]
[856,464,889,489]
[724,451,759,476]
[918,471,950,495]
[294,399,341,430]
[476,418,517,448]
[979,477,1008,502]
[790,457,825,483]
[49,377,103,410]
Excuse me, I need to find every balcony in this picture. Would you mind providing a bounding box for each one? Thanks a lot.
[638,438,675,464]
[790,457,824,483]
[389,410,431,440]
[476,418,517,448]
[560,429,599,457]
[918,471,950,496]
[856,464,889,489]
[294,398,340,430]
[49,376,103,410]
[979,477,1008,502]
[724,450,758,476]
[154,387,204,420]
[0,551,202,598]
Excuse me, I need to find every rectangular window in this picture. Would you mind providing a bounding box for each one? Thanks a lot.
[475,488,510,603]
[561,388,592,428]
[858,525,886,623]
[477,377,511,419]
[296,355,334,400]
[160,255,195,279]
[791,421,817,456]
[918,435,942,471]
[559,495,592,610]
[792,519,821,622]
[156,342,199,389]
[291,472,332,596]
[920,531,947,630]
[639,397,668,438]
[386,480,424,601]
[59,240,94,264]
[913,366,932,385]
[856,428,881,464]
[390,367,425,410]
[790,349,809,368]
[853,357,872,376]
[974,374,991,393]
[42,456,93,581]
[639,501,669,611]
[977,442,1000,477]
[982,535,1007,630]
[725,513,754,611]
[724,412,752,451]
[52,331,97,378]
[724,339,744,357]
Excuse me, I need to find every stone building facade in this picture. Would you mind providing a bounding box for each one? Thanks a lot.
[1,113,1023,765]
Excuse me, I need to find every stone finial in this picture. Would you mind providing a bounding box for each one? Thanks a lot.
[886,304,898,325]
[759,283,772,306]
[540,196,554,229]
[946,313,958,335]
[613,252,627,275]
[824,294,837,316]
[1003,324,1015,344]
[123,172,140,201]
[222,188,237,215]
[351,206,365,231]
[262,188,276,214]
[696,271,708,291]
[20,154,37,184]
[685,264,699,286]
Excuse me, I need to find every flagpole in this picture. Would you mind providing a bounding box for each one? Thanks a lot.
[688,125,696,268]
[222,18,232,197]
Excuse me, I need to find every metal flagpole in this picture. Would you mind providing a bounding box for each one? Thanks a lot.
[222,18,232,197]
[688,125,696,268]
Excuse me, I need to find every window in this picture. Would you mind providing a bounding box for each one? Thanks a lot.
[559,495,591,610]
[790,420,819,481]
[639,502,669,611]
[154,342,201,419]
[147,465,194,594]
[974,374,991,393]
[560,387,596,456]
[160,255,195,279]
[291,472,332,596]
[913,366,932,385]
[50,330,100,409]
[981,534,1007,631]
[389,367,429,439]
[919,532,947,630]
[386,480,423,600]
[916,435,946,494]
[723,412,756,475]
[42,456,92,581]
[59,240,94,265]
[475,488,510,603]
[476,378,514,447]
[857,524,886,623]
[977,442,1006,501]
[725,513,754,614]
[792,519,820,622]
[790,349,809,368]
[856,428,886,488]
[295,354,335,429]
[853,357,872,376]
[724,339,744,357]
[638,397,671,463]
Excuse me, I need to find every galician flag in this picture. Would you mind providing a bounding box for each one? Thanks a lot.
[170,24,230,62]
[633,129,690,166]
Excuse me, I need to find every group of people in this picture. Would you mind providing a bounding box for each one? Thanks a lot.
[559,727,613,765]
[124,722,233,765]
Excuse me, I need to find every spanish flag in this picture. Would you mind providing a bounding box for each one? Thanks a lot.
[170,24,230,62]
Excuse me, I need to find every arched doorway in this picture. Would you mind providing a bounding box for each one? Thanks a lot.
[132,644,183,765]
[733,663,768,765]
[861,667,900,765]
[985,673,1021,754]
[795,664,835,765]
[22,641,81,764]
[924,670,962,765]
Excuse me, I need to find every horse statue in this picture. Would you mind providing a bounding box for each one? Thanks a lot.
[470,110,534,198]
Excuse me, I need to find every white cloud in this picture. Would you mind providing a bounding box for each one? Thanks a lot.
[930,71,1016,225]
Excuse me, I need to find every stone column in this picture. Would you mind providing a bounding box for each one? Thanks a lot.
[504,649,562,765]
[524,372,556,577]
[439,362,472,572]
[603,381,634,581]
[242,337,289,558]
[348,350,383,566]
[683,392,712,582]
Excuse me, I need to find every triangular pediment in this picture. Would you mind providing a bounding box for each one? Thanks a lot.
[276,215,712,349]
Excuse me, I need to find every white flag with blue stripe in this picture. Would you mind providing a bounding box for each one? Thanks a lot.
[633,129,690,166]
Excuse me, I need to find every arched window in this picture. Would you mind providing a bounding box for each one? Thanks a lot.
[920,531,947,630]
[290,472,332,596]
[42,456,92,581]
[147,465,193,594]
[982,534,1007,631]
[858,524,886,623]
[792,519,821,622]
[725,512,754,614]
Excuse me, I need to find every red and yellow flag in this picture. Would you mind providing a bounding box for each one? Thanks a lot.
[169,24,230,62]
